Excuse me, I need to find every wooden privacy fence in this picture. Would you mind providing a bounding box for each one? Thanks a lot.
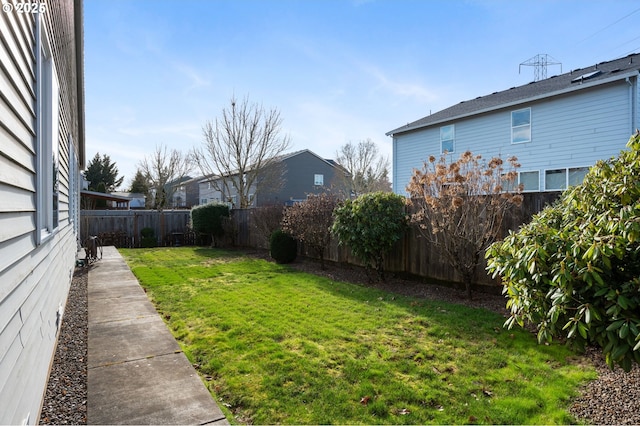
[231,192,561,292]
[81,210,192,248]
[81,192,560,289]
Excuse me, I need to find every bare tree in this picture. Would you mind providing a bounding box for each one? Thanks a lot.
[139,144,192,210]
[406,151,523,299]
[250,204,285,248]
[192,95,291,208]
[335,139,391,197]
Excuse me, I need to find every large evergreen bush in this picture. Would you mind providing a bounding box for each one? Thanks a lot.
[332,192,406,281]
[191,203,230,247]
[269,229,297,264]
[140,227,156,248]
[486,133,640,371]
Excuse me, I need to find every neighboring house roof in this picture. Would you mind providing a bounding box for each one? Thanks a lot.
[167,176,193,188]
[387,53,640,136]
[111,192,145,199]
[81,190,132,202]
[197,149,347,182]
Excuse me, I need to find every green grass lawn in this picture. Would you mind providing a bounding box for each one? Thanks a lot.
[120,247,596,425]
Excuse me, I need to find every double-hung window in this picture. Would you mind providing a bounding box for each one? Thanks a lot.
[36,14,60,243]
[314,174,324,186]
[511,108,531,144]
[440,125,455,154]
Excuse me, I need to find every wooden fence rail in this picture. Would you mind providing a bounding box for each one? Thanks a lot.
[80,192,560,290]
[81,210,192,248]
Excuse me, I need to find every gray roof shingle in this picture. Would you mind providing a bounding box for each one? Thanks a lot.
[387,53,640,136]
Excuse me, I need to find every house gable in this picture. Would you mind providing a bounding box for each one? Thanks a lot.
[257,149,348,205]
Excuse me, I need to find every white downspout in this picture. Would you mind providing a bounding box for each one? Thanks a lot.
[626,76,636,133]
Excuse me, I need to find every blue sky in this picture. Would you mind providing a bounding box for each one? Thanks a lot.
[84,0,640,189]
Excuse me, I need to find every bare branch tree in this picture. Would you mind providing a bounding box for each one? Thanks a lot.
[335,139,391,197]
[406,151,523,299]
[139,144,192,210]
[192,95,291,208]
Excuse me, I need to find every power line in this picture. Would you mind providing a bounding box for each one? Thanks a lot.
[575,6,640,45]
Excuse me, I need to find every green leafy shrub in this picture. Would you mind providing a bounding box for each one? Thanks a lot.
[269,229,297,264]
[140,227,156,248]
[486,133,640,371]
[191,203,230,247]
[332,192,406,281]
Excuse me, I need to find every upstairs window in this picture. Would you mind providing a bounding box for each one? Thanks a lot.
[440,124,455,154]
[314,174,324,186]
[511,108,531,144]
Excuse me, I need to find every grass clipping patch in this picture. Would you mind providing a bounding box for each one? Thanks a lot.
[120,247,596,425]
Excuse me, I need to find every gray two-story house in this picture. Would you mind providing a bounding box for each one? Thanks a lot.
[198,149,349,207]
[388,53,640,196]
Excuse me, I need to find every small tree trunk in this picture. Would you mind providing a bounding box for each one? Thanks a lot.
[464,275,473,300]
[376,254,385,282]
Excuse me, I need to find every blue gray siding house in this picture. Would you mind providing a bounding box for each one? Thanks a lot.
[0,1,85,424]
[387,54,640,196]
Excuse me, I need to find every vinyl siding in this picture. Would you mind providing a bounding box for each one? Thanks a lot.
[393,78,636,195]
[0,1,83,424]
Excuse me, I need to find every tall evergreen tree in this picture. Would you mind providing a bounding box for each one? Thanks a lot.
[129,169,150,194]
[84,153,124,192]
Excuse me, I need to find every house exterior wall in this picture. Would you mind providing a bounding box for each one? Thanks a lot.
[196,150,346,207]
[393,76,638,195]
[0,1,84,424]
[198,181,225,205]
[258,150,345,205]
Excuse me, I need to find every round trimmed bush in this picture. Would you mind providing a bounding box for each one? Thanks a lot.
[269,229,297,264]
[140,227,156,248]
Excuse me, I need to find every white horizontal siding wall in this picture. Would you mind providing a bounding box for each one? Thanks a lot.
[393,78,637,195]
[0,1,81,424]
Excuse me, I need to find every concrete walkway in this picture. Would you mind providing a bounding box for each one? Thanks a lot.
[87,246,228,425]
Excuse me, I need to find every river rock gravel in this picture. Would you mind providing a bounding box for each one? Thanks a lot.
[40,254,639,425]
[40,267,88,425]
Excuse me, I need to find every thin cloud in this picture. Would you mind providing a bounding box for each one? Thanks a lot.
[171,61,212,93]
[364,65,438,103]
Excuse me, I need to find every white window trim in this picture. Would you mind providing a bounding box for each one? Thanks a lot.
[36,13,60,244]
[543,166,590,191]
[544,168,567,191]
[314,174,324,186]
[568,166,590,187]
[518,170,540,192]
[440,124,455,154]
[511,107,531,144]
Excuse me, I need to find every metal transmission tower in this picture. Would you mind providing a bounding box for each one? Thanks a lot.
[519,54,562,81]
